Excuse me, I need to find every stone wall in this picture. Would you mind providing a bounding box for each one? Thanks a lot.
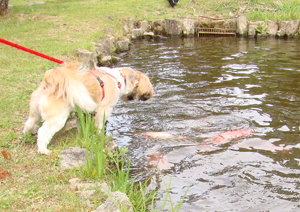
[78,17,300,69]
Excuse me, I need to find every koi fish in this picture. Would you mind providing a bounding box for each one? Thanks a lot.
[141,132,186,140]
[147,151,169,170]
[208,128,255,145]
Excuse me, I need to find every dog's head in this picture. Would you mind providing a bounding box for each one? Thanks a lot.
[120,68,154,102]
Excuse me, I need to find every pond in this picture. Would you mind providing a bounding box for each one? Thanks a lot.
[108,37,300,211]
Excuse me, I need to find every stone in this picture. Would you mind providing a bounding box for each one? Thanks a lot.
[123,24,129,34]
[139,20,149,33]
[248,21,266,37]
[165,19,182,37]
[150,19,165,35]
[182,19,195,37]
[76,190,96,199]
[248,24,256,37]
[111,56,120,63]
[77,48,97,69]
[128,18,135,32]
[154,35,168,40]
[286,20,299,35]
[60,116,79,134]
[92,191,133,212]
[267,20,278,36]
[93,42,104,55]
[69,178,111,194]
[144,31,155,38]
[131,29,143,39]
[237,16,247,35]
[98,55,112,66]
[106,140,119,153]
[278,20,300,36]
[99,37,112,55]
[60,147,87,170]
[116,40,130,52]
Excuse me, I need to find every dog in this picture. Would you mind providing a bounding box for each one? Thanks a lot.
[23,62,154,154]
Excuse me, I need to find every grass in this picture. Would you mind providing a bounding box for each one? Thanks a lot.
[0,0,299,211]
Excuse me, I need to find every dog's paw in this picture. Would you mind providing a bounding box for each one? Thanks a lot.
[38,148,52,155]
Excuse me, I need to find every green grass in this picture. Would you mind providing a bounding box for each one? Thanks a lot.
[0,0,299,211]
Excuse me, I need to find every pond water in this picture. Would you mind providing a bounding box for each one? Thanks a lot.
[108,37,300,211]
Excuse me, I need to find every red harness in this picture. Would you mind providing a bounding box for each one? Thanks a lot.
[88,69,126,101]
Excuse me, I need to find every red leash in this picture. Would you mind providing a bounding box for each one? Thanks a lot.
[0,37,64,64]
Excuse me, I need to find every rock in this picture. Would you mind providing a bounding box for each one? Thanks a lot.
[69,178,111,193]
[139,20,149,33]
[131,29,143,39]
[60,147,87,170]
[116,40,130,52]
[165,19,182,37]
[123,24,129,34]
[237,16,248,35]
[248,21,266,37]
[182,19,195,37]
[111,56,120,63]
[285,20,300,35]
[98,55,112,66]
[248,24,257,38]
[106,140,119,153]
[150,19,165,35]
[93,42,104,55]
[92,191,133,212]
[128,18,136,32]
[77,48,97,70]
[98,37,112,55]
[267,20,278,36]
[278,20,300,36]
[154,35,168,40]
[76,190,96,199]
[60,116,79,134]
[144,31,155,38]
[69,178,81,186]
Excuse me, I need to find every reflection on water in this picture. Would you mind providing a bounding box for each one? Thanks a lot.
[108,37,300,211]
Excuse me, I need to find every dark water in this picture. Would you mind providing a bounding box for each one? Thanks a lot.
[108,37,300,211]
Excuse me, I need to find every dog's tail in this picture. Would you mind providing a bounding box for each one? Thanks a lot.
[42,62,97,112]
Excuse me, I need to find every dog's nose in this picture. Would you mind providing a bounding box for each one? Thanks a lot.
[139,94,151,101]
[127,94,134,101]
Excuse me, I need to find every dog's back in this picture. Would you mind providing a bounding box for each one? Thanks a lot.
[41,62,97,112]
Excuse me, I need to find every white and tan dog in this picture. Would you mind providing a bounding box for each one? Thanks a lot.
[23,62,153,154]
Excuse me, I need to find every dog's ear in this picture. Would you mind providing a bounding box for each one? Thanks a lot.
[134,79,139,88]
[136,73,154,101]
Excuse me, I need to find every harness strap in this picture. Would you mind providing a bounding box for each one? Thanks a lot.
[102,71,122,89]
[88,70,105,100]
[119,70,127,86]
[88,69,126,101]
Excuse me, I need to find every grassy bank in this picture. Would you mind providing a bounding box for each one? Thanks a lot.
[0,0,299,211]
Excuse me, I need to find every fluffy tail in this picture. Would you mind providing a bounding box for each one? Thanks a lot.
[42,62,97,112]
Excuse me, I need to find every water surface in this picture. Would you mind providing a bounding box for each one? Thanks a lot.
[109,37,300,211]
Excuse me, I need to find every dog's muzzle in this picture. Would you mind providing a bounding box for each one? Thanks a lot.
[139,93,152,101]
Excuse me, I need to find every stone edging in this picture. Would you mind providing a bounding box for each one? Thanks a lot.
[77,16,300,69]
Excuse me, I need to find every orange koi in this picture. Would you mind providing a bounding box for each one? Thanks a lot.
[210,128,255,145]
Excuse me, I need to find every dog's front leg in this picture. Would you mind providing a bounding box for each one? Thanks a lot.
[37,111,69,155]
[95,106,114,133]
